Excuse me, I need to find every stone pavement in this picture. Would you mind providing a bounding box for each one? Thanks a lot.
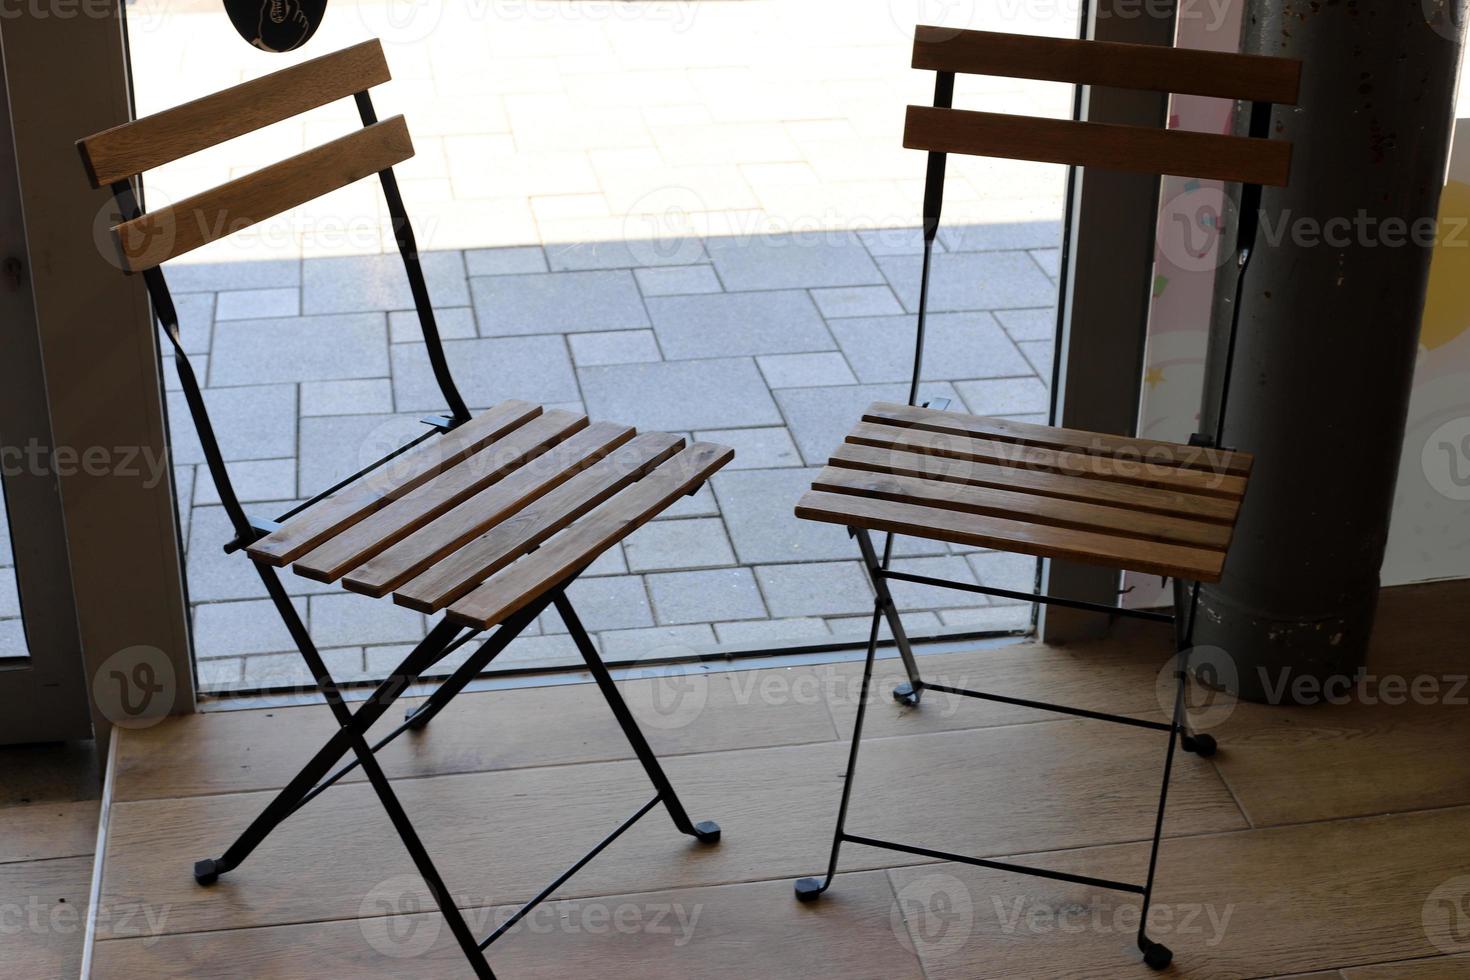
[12,0,1075,687]
[164,223,1057,692]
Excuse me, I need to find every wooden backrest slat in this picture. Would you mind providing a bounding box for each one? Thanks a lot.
[112,116,413,272]
[904,106,1291,186]
[78,39,390,187]
[912,25,1301,105]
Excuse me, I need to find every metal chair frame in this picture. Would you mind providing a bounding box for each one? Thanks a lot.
[91,60,719,980]
[791,28,1296,973]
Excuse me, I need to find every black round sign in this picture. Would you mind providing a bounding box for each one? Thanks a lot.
[225,0,328,53]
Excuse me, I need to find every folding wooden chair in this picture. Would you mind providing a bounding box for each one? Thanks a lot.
[790,27,1300,970]
[78,40,728,978]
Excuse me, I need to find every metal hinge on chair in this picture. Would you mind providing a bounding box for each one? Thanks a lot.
[222,516,284,555]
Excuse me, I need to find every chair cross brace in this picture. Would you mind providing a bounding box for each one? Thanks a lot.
[193,565,719,979]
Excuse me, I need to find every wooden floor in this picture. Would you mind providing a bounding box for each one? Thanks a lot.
[70,580,1470,978]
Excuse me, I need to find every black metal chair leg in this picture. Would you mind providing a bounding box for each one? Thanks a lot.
[196,612,467,881]
[853,528,924,705]
[794,600,884,901]
[551,592,721,845]
[348,726,497,979]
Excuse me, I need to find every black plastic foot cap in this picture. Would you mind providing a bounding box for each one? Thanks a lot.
[794,878,825,902]
[692,820,722,844]
[893,682,921,706]
[1181,732,1218,757]
[193,859,221,886]
[1141,939,1173,970]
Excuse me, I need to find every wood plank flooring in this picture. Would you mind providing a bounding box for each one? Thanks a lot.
[79,579,1470,978]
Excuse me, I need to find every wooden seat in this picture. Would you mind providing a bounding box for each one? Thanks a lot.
[246,399,732,629]
[795,401,1250,583]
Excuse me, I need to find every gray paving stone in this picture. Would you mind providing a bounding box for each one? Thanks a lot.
[884,556,979,609]
[301,378,395,416]
[773,381,962,465]
[165,258,299,293]
[471,269,649,335]
[184,504,337,602]
[647,567,765,624]
[196,657,243,691]
[828,312,1032,383]
[309,592,426,647]
[568,329,662,366]
[755,351,855,388]
[692,427,800,470]
[0,619,26,658]
[545,238,704,271]
[1018,339,1053,377]
[858,227,939,256]
[195,458,296,505]
[656,483,720,519]
[173,466,195,548]
[580,543,627,576]
[302,251,469,314]
[487,634,583,671]
[713,617,830,647]
[994,308,1056,341]
[938,604,1033,631]
[646,290,832,360]
[754,561,872,618]
[705,231,882,291]
[634,264,722,296]
[809,285,904,319]
[827,610,943,638]
[389,307,478,343]
[599,624,716,660]
[939,220,1061,253]
[624,518,735,571]
[540,575,653,633]
[391,336,578,412]
[242,647,373,689]
[578,357,780,430]
[966,551,1040,593]
[711,466,944,564]
[1029,248,1061,279]
[173,292,215,355]
[955,376,1049,417]
[192,597,305,657]
[878,251,1056,313]
[295,413,427,496]
[465,246,548,276]
[0,568,19,618]
[216,287,299,321]
[168,383,297,464]
[209,313,388,386]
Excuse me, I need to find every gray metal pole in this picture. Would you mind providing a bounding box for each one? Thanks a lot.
[1198,1,1467,702]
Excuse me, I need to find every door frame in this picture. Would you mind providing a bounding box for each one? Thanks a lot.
[0,3,194,748]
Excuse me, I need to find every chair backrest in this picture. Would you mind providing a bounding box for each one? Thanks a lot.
[898,27,1301,443]
[77,39,470,552]
[903,25,1301,185]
